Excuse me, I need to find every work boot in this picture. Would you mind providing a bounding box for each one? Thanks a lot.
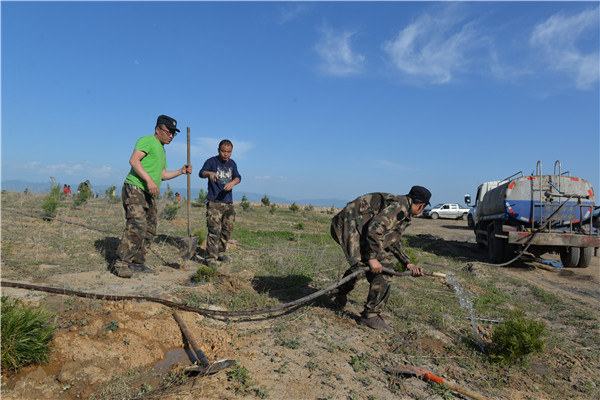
[359,315,393,332]
[331,294,347,310]
[217,254,230,262]
[129,263,155,273]
[113,263,133,279]
[205,258,218,268]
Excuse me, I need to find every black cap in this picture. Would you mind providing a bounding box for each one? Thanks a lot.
[408,185,431,206]
[156,115,180,132]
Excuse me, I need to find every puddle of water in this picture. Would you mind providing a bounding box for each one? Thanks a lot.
[537,258,564,268]
[152,348,192,374]
[445,275,486,353]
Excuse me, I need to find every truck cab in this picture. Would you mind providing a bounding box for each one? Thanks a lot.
[465,181,502,229]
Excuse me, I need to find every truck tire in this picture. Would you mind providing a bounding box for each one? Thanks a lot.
[431,212,439,220]
[488,230,506,264]
[462,213,468,221]
[560,247,580,268]
[467,214,474,229]
[577,247,592,268]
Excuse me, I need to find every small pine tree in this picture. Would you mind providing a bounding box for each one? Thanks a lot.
[241,194,250,211]
[105,184,117,199]
[490,311,546,365]
[327,204,336,214]
[42,177,61,219]
[305,204,314,211]
[193,188,207,207]
[162,202,180,220]
[269,204,277,214]
[164,184,174,201]
[261,194,270,207]
[289,202,299,213]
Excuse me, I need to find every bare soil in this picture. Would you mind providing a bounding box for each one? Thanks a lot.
[1,200,599,400]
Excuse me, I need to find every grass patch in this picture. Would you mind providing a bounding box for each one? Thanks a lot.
[350,353,371,373]
[1,296,57,372]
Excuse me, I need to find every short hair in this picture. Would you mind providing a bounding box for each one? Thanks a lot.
[219,139,233,148]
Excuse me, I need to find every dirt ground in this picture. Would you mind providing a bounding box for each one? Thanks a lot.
[2,217,599,400]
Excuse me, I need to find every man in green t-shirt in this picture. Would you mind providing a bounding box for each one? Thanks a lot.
[113,115,192,278]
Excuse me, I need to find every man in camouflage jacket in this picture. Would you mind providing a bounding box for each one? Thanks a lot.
[330,186,431,331]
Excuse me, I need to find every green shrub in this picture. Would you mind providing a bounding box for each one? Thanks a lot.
[1,296,56,372]
[289,203,299,213]
[163,184,174,201]
[261,194,270,207]
[162,202,181,220]
[192,230,206,246]
[42,177,61,219]
[269,204,277,214]
[192,265,217,284]
[327,204,336,215]
[73,181,92,207]
[295,222,305,230]
[104,184,117,198]
[305,204,314,211]
[241,194,250,211]
[490,311,546,364]
[192,188,208,207]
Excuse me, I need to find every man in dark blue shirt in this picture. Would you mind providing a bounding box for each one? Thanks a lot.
[199,139,241,267]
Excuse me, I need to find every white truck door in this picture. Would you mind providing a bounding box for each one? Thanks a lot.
[440,204,450,218]
[450,204,459,218]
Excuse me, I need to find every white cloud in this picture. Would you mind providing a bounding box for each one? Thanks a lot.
[530,7,599,90]
[277,3,310,25]
[378,160,411,170]
[23,161,41,169]
[90,165,117,179]
[45,163,83,175]
[382,6,479,84]
[315,26,365,76]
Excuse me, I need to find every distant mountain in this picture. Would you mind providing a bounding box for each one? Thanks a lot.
[1,180,349,208]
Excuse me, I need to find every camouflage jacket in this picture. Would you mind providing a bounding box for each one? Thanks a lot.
[338,192,413,266]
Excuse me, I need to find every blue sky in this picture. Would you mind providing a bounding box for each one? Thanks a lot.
[2,1,599,205]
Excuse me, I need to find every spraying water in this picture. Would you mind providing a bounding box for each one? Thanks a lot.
[445,275,486,353]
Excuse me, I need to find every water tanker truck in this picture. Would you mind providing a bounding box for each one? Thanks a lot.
[465,161,599,267]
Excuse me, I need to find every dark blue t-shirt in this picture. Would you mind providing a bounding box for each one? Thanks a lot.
[199,156,241,203]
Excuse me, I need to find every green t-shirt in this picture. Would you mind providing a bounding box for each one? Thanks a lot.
[124,135,167,193]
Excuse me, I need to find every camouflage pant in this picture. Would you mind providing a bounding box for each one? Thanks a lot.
[206,201,235,261]
[115,184,157,266]
[331,213,394,318]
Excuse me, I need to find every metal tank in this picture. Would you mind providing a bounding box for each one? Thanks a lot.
[480,175,595,228]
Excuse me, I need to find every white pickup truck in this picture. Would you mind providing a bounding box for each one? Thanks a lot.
[423,203,470,220]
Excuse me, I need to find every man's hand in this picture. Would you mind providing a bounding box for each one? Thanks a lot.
[208,171,218,182]
[407,263,424,277]
[368,259,383,274]
[181,164,192,175]
[224,182,234,191]
[147,181,159,196]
